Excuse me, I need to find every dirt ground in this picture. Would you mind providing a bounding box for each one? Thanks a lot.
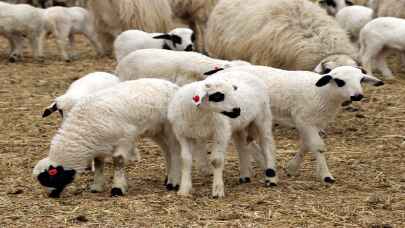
[0,34,404,228]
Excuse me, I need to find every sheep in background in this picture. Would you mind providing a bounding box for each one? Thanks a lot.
[206,0,358,75]
[0,1,45,62]
[113,28,194,62]
[167,0,219,52]
[115,49,250,86]
[88,0,173,56]
[33,79,180,198]
[319,0,354,16]
[371,0,405,19]
[42,6,102,61]
[336,5,373,43]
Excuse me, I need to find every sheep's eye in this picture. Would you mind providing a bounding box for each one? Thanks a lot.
[233,85,238,91]
[334,78,346,87]
[208,92,225,102]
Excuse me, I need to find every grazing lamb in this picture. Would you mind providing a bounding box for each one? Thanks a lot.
[168,71,278,198]
[42,72,120,119]
[225,65,384,184]
[0,1,45,62]
[371,0,405,19]
[336,5,373,42]
[359,17,405,79]
[319,0,354,16]
[115,49,250,86]
[42,6,103,61]
[113,28,194,62]
[88,0,173,55]
[33,79,180,198]
[167,0,219,52]
[206,0,358,74]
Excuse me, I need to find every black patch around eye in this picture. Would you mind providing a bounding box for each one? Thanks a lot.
[334,78,346,87]
[171,34,182,45]
[315,75,333,87]
[345,0,354,6]
[208,92,225,102]
[191,33,195,42]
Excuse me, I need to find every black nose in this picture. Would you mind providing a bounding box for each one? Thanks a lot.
[221,107,241,119]
[351,94,364,101]
[233,108,241,115]
[185,45,193,52]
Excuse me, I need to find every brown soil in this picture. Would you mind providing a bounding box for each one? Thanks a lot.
[0,35,404,228]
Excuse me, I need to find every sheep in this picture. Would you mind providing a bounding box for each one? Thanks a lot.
[336,5,373,43]
[0,1,45,62]
[319,0,354,16]
[371,0,405,19]
[205,0,358,74]
[359,17,405,79]
[113,28,194,62]
[224,65,384,184]
[33,78,180,198]
[167,0,219,52]
[168,71,278,198]
[115,49,251,86]
[88,0,173,56]
[42,6,103,61]
[42,72,120,119]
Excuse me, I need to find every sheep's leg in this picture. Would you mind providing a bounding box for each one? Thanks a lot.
[90,157,105,193]
[152,135,177,190]
[30,32,45,61]
[194,23,205,53]
[83,27,104,56]
[97,31,114,56]
[233,131,252,184]
[177,137,193,196]
[192,142,211,176]
[360,41,382,77]
[376,50,394,79]
[211,127,231,198]
[53,27,72,62]
[286,138,308,177]
[7,35,24,62]
[400,52,405,67]
[111,141,133,196]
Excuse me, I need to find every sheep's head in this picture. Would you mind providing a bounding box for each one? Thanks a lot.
[315,66,383,105]
[192,80,240,119]
[153,28,195,52]
[33,157,76,198]
[319,0,354,16]
[42,102,64,118]
[314,54,359,75]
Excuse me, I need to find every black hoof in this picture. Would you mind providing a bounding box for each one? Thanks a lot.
[265,169,276,178]
[239,177,251,184]
[213,195,219,199]
[8,56,16,63]
[111,188,124,197]
[324,177,336,184]
[265,180,277,187]
[164,176,168,186]
[49,189,61,198]
[166,183,180,191]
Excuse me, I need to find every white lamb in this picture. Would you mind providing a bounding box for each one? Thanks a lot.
[42,6,102,61]
[0,1,45,62]
[168,71,278,198]
[226,65,384,184]
[359,17,405,79]
[42,72,120,119]
[115,49,250,86]
[113,28,194,62]
[319,0,354,16]
[336,5,373,43]
[33,78,180,198]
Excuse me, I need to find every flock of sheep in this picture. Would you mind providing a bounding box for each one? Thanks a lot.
[0,0,401,198]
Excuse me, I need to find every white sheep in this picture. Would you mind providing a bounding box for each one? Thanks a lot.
[0,1,45,62]
[115,49,250,86]
[113,28,194,62]
[33,78,180,198]
[205,0,358,75]
[168,71,278,198]
[226,65,384,184]
[359,17,405,79]
[88,0,173,55]
[42,6,103,61]
[371,0,405,19]
[336,5,373,42]
[319,0,354,16]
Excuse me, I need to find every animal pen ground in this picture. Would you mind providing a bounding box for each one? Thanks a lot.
[0,35,405,227]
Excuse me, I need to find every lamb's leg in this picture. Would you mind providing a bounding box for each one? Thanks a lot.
[211,127,231,198]
[400,52,405,67]
[111,141,133,196]
[30,32,45,61]
[191,142,211,176]
[360,39,382,77]
[286,138,308,177]
[53,27,71,62]
[177,137,193,196]
[83,27,104,56]
[8,34,24,62]
[97,31,114,56]
[233,131,252,184]
[90,157,105,193]
[376,50,394,79]
[152,135,176,190]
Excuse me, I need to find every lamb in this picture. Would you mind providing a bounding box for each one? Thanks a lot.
[113,28,194,62]
[42,6,102,61]
[0,1,45,62]
[33,78,180,198]
[336,5,373,42]
[88,0,173,56]
[167,0,219,52]
[319,0,354,16]
[42,72,120,119]
[225,65,383,184]
[359,17,405,79]
[371,0,405,19]
[115,49,251,86]
[205,0,358,74]
[168,71,278,198]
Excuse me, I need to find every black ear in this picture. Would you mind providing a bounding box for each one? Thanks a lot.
[316,75,333,87]
[203,68,225,76]
[208,92,225,102]
[345,0,354,6]
[42,103,58,118]
[58,109,64,118]
[360,68,367,74]
[326,0,336,7]
[323,68,332,74]
[334,78,346,87]
[191,32,196,42]
[153,34,172,41]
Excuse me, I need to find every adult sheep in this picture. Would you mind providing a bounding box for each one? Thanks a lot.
[167,0,219,52]
[88,0,173,55]
[206,0,358,74]
[371,0,405,19]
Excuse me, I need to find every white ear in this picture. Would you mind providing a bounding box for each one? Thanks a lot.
[314,62,324,74]
[192,84,209,107]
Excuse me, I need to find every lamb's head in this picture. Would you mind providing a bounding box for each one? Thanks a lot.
[153,28,195,52]
[314,54,359,75]
[319,0,354,15]
[315,66,384,105]
[33,157,76,198]
[42,95,77,118]
[192,80,241,119]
